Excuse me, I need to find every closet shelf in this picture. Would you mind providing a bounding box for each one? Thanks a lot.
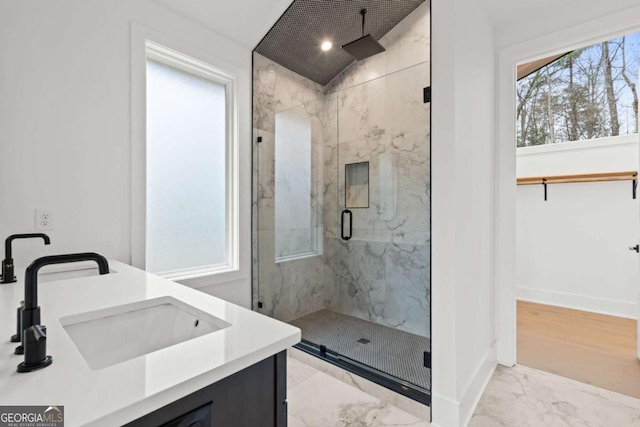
[517,171,637,185]
[516,171,638,201]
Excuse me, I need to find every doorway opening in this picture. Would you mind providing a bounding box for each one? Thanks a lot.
[514,32,640,398]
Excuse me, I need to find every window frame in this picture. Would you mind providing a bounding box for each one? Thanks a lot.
[132,30,240,282]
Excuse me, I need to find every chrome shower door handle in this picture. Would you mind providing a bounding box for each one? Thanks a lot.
[341,209,352,241]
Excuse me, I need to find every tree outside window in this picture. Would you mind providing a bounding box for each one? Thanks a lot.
[517,34,640,147]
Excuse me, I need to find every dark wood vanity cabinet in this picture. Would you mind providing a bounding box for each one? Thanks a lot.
[125,351,287,427]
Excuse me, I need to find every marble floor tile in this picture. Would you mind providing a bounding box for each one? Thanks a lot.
[288,347,430,421]
[287,355,320,389]
[288,367,428,427]
[287,352,640,426]
[470,364,640,427]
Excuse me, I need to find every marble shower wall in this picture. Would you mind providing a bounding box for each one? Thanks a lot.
[253,2,430,336]
[328,1,431,337]
[331,61,430,337]
[253,52,338,322]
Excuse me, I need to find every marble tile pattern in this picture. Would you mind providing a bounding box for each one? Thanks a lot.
[252,3,431,336]
[288,351,640,427]
[253,52,325,132]
[470,364,640,427]
[325,1,431,94]
[331,61,430,337]
[287,353,429,427]
[254,95,338,322]
[288,348,430,421]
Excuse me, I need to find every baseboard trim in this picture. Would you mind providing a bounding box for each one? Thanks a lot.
[517,287,637,319]
[431,342,497,427]
[429,393,459,427]
[459,343,497,427]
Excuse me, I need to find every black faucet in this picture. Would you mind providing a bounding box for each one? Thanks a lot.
[4,234,51,343]
[2,233,51,284]
[15,253,110,370]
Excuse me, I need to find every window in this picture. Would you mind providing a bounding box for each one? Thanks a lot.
[517,33,640,147]
[144,41,238,279]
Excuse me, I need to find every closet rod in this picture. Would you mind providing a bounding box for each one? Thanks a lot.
[517,171,638,201]
[517,171,637,186]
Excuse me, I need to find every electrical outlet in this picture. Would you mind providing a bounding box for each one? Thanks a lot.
[35,209,53,231]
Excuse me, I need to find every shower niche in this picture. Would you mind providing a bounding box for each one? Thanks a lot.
[345,161,370,209]
[252,0,431,404]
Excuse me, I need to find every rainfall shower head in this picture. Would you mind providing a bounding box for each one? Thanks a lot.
[342,34,386,60]
[341,8,385,60]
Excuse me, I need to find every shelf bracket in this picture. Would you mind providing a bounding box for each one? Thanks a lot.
[543,178,548,201]
[633,176,638,200]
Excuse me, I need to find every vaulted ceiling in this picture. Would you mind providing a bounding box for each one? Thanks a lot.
[150,0,640,55]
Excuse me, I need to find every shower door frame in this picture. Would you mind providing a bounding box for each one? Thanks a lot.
[249,78,433,406]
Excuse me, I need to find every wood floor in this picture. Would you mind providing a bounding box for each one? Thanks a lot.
[517,300,640,399]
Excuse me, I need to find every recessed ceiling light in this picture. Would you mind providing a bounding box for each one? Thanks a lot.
[321,40,333,51]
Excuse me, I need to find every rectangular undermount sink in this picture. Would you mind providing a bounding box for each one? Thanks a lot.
[60,297,231,370]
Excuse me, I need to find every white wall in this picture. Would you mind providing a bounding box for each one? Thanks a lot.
[0,0,252,307]
[492,0,640,49]
[516,136,639,318]
[432,0,498,425]
[517,136,639,176]
[0,1,500,425]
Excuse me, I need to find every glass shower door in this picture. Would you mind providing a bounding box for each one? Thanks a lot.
[326,61,431,391]
[253,61,431,396]
[335,62,431,336]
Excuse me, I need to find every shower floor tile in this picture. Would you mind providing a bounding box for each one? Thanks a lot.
[289,309,431,391]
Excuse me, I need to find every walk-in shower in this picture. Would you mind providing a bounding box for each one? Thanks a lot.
[252,0,431,403]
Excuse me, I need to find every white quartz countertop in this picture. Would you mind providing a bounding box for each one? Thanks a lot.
[0,260,300,426]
